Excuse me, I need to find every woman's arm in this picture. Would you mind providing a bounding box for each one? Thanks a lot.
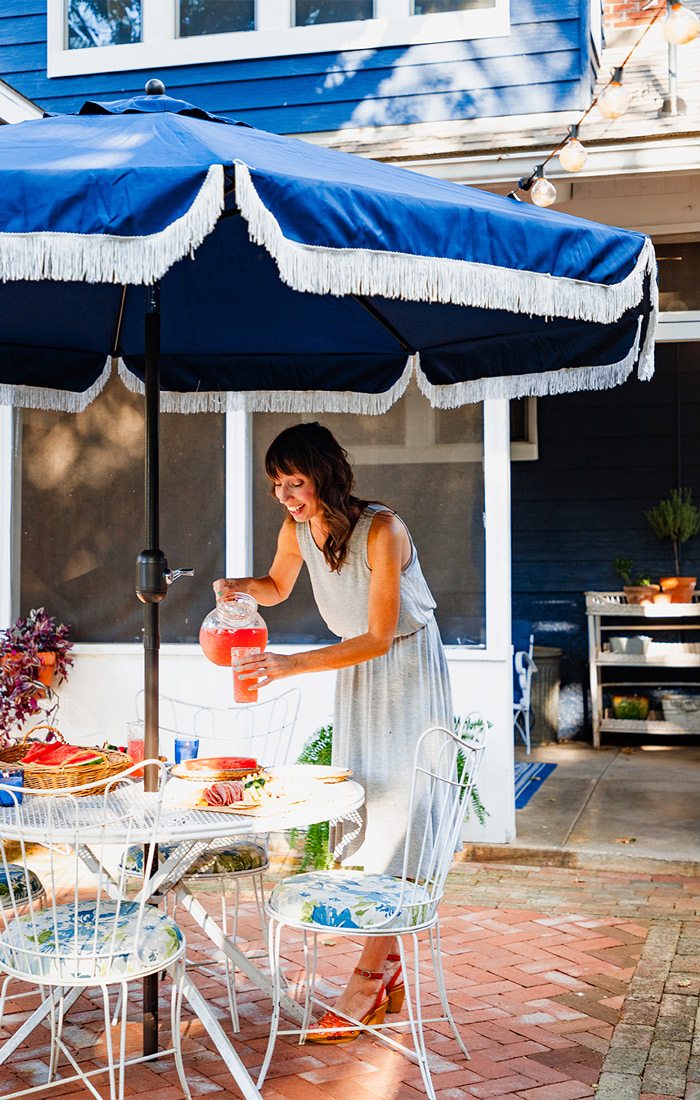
[213,517,303,607]
[234,512,410,690]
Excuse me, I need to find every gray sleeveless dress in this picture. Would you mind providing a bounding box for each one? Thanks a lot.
[296,504,453,877]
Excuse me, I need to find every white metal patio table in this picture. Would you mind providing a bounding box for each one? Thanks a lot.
[0,770,364,1100]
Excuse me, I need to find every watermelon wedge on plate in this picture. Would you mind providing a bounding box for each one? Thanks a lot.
[171,756,259,782]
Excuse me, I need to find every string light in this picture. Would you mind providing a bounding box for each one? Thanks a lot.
[530,165,557,208]
[510,1,697,205]
[558,124,589,172]
[664,1,700,43]
[597,66,631,119]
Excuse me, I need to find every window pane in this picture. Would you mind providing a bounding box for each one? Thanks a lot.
[252,395,486,647]
[67,0,141,48]
[295,0,373,27]
[413,0,494,13]
[657,241,700,311]
[179,0,255,37]
[20,373,225,643]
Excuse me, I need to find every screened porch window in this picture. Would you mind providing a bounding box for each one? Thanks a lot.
[19,373,225,644]
[251,387,487,647]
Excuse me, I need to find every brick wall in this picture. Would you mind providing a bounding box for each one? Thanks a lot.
[603,0,664,28]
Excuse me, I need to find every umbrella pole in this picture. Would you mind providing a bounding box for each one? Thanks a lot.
[138,282,165,1057]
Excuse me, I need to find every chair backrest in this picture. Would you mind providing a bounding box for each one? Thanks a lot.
[514,650,536,713]
[135,687,301,766]
[18,692,107,747]
[0,761,168,986]
[398,716,487,922]
[512,620,534,704]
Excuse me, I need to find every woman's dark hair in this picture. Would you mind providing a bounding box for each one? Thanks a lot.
[265,422,367,572]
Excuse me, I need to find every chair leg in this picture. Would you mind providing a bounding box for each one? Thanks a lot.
[300,930,317,1044]
[100,984,117,1100]
[170,961,193,1100]
[400,935,437,1100]
[429,923,470,1060]
[257,918,283,1088]
[219,877,240,1033]
[47,987,60,1083]
[252,872,267,933]
[117,980,129,1100]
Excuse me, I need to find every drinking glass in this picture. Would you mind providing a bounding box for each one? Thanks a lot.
[0,767,24,806]
[231,646,262,703]
[174,737,199,764]
[126,721,145,778]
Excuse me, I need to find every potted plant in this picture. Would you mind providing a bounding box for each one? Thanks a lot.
[0,608,74,734]
[645,488,700,603]
[613,557,660,605]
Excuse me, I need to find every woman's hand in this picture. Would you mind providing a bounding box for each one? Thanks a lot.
[233,650,298,693]
[213,578,246,600]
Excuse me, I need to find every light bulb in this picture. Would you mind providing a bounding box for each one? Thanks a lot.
[597,68,630,120]
[664,2,700,43]
[558,125,588,173]
[530,174,557,208]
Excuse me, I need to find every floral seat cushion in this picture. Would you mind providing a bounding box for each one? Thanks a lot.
[0,866,45,905]
[121,842,268,878]
[0,900,184,982]
[269,872,432,930]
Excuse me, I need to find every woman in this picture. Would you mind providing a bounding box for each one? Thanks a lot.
[214,421,453,1042]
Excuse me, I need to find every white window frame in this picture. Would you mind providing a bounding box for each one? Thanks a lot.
[47,0,509,77]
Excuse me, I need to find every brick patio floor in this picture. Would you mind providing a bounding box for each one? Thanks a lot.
[1,860,698,1100]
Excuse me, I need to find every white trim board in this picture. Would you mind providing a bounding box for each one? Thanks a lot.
[48,0,509,76]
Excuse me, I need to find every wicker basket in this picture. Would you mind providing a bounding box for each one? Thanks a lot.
[0,726,133,795]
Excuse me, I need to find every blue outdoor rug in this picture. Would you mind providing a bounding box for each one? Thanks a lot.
[514,762,557,809]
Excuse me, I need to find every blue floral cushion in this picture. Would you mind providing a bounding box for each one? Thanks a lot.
[120,842,268,878]
[269,872,432,930]
[0,866,45,905]
[0,900,184,981]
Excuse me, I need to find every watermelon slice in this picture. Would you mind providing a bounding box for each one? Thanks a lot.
[22,743,104,767]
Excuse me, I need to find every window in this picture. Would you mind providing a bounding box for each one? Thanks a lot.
[19,373,225,643]
[48,0,510,74]
[179,0,255,37]
[67,0,141,49]
[251,389,487,647]
[294,0,374,27]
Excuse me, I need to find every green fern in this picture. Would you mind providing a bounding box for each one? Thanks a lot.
[288,723,334,871]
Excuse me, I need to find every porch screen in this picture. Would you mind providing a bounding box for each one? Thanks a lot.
[19,372,225,643]
[252,386,486,646]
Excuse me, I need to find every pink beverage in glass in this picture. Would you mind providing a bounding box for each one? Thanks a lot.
[127,735,145,779]
[231,636,266,703]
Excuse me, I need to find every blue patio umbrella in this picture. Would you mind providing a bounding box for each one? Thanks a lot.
[0,84,659,738]
[0,83,658,753]
[0,83,657,1053]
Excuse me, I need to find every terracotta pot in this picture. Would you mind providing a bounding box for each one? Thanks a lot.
[623,584,660,606]
[36,651,56,687]
[659,577,697,604]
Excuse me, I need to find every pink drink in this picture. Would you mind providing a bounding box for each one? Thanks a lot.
[231,632,267,704]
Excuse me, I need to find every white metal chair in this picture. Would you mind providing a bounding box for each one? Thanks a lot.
[125,687,301,1031]
[513,641,536,755]
[258,718,488,1100]
[0,762,191,1100]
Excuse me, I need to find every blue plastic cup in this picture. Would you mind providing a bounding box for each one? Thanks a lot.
[174,737,199,765]
[0,767,24,806]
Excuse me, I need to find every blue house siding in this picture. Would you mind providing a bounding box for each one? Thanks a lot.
[2,0,596,132]
[511,345,700,740]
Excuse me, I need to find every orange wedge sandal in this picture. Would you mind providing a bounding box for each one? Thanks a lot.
[385,953,405,1013]
[306,968,389,1044]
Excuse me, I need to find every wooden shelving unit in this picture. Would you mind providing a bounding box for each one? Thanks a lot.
[585,591,700,748]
